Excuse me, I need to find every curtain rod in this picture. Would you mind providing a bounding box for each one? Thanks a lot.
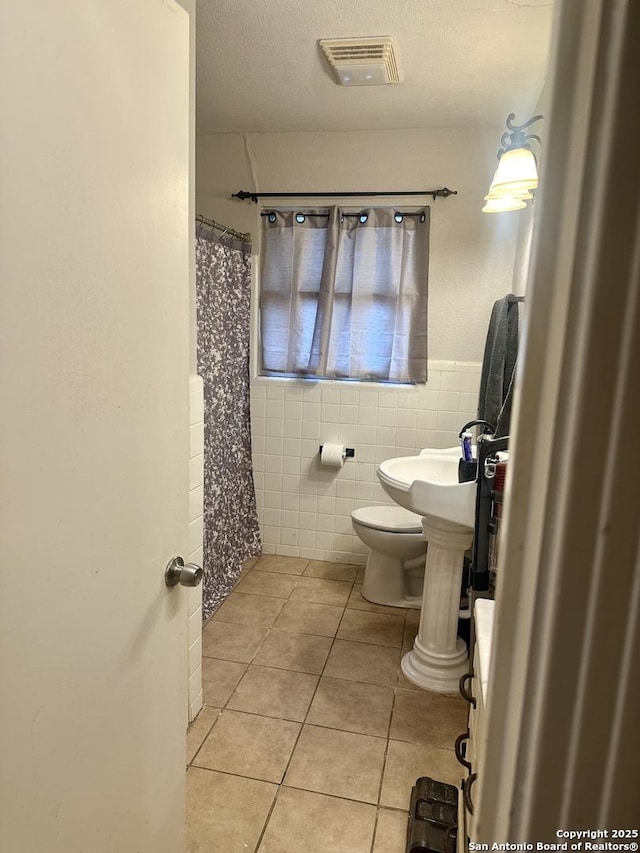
[196,214,252,243]
[260,210,426,220]
[232,187,457,204]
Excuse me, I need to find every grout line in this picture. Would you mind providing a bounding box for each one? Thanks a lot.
[206,641,405,690]
[369,809,381,853]
[266,577,357,790]
[190,763,284,788]
[249,595,351,852]
[252,783,282,853]
[204,699,459,753]
[274,781,381,808]
[205,679,458,744]
[187,710,222,768]
[374,608,405,824]
[192,765,397,811]
[277,596,350,764]
[210,611,404,640]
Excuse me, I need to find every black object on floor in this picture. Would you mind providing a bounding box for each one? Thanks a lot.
[406,777,459,853]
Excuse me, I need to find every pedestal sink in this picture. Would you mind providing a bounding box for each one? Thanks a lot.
[377,450,475,693]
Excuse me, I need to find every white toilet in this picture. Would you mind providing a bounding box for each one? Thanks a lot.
[351,505,427,609]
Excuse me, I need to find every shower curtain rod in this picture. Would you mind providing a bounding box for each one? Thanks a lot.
[196,214,253,243]
[232,187,458,204]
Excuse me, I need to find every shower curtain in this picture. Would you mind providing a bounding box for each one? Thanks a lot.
[196,223,261,618]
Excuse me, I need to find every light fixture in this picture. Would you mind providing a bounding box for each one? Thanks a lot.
[482,196,527,213]
[483,113,543,213]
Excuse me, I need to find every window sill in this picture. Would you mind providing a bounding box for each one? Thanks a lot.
[252,374,421,391]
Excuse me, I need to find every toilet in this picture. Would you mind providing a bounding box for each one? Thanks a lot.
[351,505,427,609]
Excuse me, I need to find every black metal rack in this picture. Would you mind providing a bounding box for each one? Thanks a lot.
[470,433,509,593]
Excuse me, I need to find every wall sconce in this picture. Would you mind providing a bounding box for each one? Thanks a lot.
[483,113,543,213]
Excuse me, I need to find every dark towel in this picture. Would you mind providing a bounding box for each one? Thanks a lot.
[478,294,520,437]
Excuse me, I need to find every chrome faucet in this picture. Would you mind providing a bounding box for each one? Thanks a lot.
[458,419,495,438]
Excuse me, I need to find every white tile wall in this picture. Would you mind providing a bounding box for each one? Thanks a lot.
[187,374,204,722]
[250,361,481,563]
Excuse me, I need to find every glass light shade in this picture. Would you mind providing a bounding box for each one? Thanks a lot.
[482,196,527,213]
[484,188,533,201]
[490,147,539,193]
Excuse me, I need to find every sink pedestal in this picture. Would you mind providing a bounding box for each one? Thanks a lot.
[401,516,473,693]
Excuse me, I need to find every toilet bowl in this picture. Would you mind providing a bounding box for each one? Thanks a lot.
[351,505,427,609]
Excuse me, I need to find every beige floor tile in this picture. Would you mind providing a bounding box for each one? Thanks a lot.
[290,576,352,607]
[373,809,409,853]
[347,584,409,616]
[284,724,386,804]
[186,767,276,853]
[186,705,221,765]
[406,608,421,625]
[235,570,299,599]
[201,657,247,707]
[337,610,405,648]
[402,619,419,653]
[194,709,301,784]
[255,555,309,575]
[396,667,422,692]
[380,740,462,810]
[212,591,285,627]
[304,560,359,582]
[306,677,394,737]
[227,665,319,722]
[243,556,260,571]
[259,787,376,853]
[253,629,332,674]
[390,688,468,748]
[202,619,268,663]
[273,599,344,637]
[324,640,401,687]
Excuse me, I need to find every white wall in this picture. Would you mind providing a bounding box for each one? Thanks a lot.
[197,127,521,362]
[196,127,521,561]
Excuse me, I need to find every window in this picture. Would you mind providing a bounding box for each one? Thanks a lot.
[259,205,430,383]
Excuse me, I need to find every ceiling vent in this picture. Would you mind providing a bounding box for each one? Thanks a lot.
[319,36,400,86]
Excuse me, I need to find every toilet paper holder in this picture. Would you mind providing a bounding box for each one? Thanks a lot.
[318,445,355,458]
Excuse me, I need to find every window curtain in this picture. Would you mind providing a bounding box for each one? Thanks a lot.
[196,224,261,618]
[260,206,430,382]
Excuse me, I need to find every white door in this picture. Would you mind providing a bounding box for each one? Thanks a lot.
[0,2,191,851]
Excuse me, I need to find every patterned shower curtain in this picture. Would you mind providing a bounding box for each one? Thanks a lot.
[196,224,261,618]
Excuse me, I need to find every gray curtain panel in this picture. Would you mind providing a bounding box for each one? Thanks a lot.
[196,225,261,618]
[260,206,430,382]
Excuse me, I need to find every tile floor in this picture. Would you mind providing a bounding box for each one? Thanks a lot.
[186,555,467,853]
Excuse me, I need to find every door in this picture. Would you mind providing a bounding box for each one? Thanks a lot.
[0,2,191,851]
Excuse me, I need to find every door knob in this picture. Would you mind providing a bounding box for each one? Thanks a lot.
[165,556,203,588]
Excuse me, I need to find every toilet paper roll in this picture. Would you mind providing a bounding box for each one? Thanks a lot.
[320,443,345,468]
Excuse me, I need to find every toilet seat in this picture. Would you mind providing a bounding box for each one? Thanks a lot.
[352,505,423,533]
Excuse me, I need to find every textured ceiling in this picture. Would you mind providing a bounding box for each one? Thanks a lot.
[196,0,553,134]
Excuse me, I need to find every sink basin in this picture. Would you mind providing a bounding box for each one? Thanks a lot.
[377,452,476,530]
